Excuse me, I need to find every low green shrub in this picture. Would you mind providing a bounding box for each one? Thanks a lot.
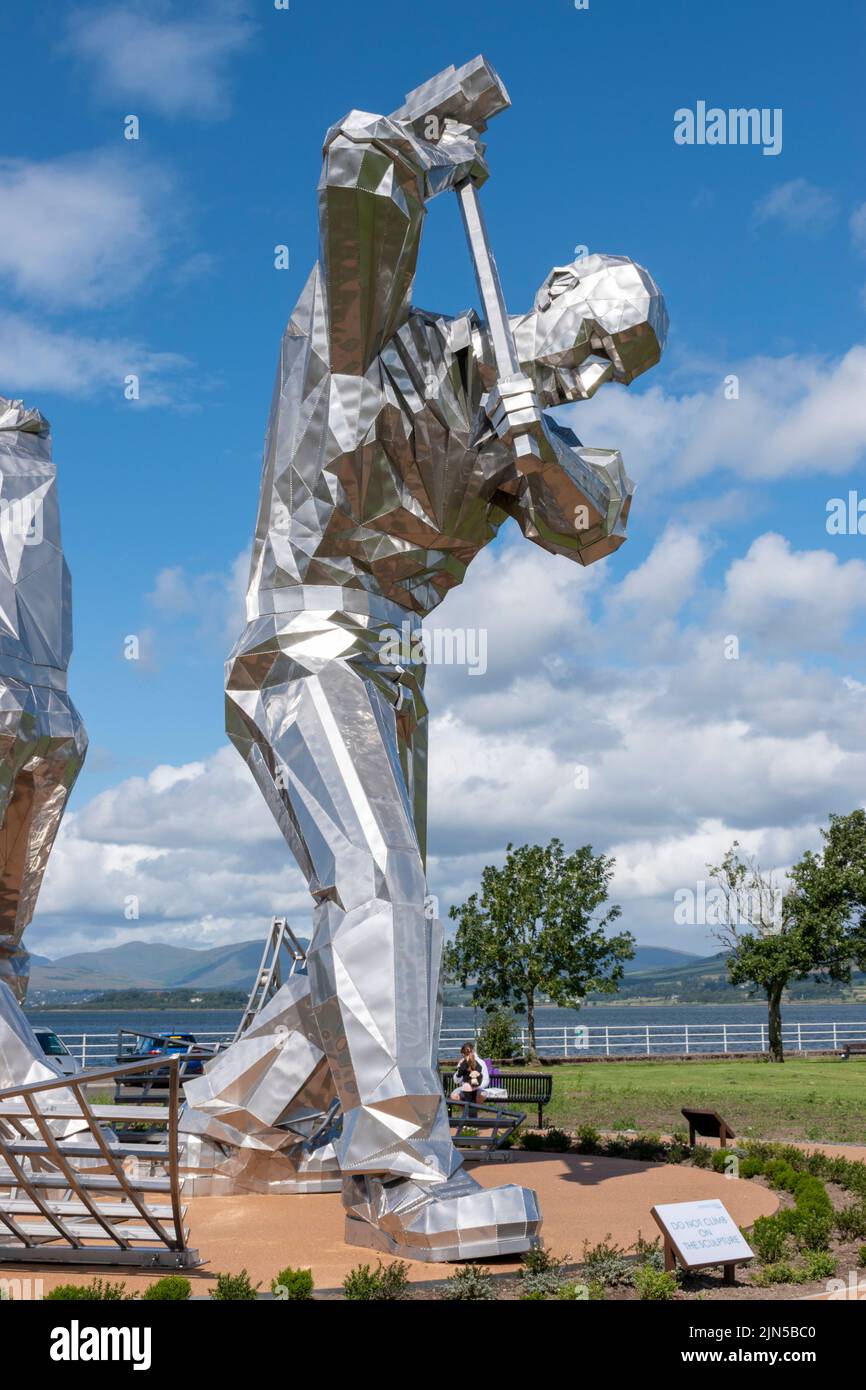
[690,1145,712,1169]
[752,1261,802,1288]
[556,1280,586,1300]
[45,1279,128,1301]
[520,1289,546,1300]
[802,1250,836,1280]
[632,1232,665,1271]
[740,1145,835,1254]
[835,1203,866,1241]
[209,1270,260,1301]
[634,1264,678,1300]
[342,1261,409,1300]
[580,1237,635,1287]
[573,1124,602,1155]
[763,1158,798,1191]
[603,1135,629,1158]
[539,1127,572,1152]
[521,1243,567,1275]
[514,1126,569,1152]
[775,1207,801,1235]
[711,1147,739,1174]
[665,1139,691,1165]
[519,1131,548,1152]
[522,1271,563,1297]
[441,1264,495,1300]
[629,1133,665,1162]
[751,1215,788,1265]
[793,1208,833,1253]
[858,1246,866,1268]
[271,1266,314,1300]
[739,1156,764,1180]
[142,1276,191,1301]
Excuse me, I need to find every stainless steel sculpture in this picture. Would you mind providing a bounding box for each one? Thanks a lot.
[203,56,666,1260]
[0,397,87,1001]
[182,970,342,1195]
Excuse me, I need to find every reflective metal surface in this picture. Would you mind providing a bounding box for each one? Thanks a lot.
[181,971,342,1195]
[0,398,87,1001]
[208,56,666,1259]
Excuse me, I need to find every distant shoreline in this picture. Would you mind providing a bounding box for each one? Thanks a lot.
[25,998,866,1015]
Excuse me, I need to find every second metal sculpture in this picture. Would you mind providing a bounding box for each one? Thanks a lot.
[0,397,87,1001]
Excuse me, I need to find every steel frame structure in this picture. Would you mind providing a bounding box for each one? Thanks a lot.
[0,1056,198,1267]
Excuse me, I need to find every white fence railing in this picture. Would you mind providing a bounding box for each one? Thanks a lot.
[436,1020,866,1058]
[55,1030,235,1069]
[52,1020,866,1068]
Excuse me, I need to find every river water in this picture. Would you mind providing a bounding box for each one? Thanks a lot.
[26,1000,866,1063]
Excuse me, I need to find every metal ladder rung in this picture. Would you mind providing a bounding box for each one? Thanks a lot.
[4,1139,171,1161]
[1,1199,182,1220]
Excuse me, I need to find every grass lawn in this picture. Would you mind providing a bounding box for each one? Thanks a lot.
[542,1057,866,1144]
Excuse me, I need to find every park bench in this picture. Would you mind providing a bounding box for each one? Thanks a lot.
[841,1042,866,1060]
[442,1068,553,1127]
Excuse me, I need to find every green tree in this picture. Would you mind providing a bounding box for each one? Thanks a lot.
[709,813,866,1063]
[446,839,633,1060]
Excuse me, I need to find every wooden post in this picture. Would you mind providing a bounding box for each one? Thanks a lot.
[724,1263,735,1286]
[664,1238,676,1273]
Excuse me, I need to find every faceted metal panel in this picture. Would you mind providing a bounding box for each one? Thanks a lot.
[217,56,666,1259]
[181,972,342,1195]
[0,398,87,1001]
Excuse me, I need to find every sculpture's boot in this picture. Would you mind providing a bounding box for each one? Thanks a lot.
[343,1167,541,1262]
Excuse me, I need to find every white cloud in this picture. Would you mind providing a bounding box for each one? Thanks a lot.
[0,152,170,308]
[753,178,838,234]
[851,202,866,255]
[569,345,866,488]
[721,533,866,651]
[607,524,706,618]
[147,551,248,647]
[28,529,866,958]
[66,1,254,120]
[0,313,190,404]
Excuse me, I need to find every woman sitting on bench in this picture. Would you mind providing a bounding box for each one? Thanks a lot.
[451,1044,490,1107]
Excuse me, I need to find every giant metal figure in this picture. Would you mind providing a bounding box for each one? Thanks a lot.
[0,397,87,1002]
[188,57,667,1261]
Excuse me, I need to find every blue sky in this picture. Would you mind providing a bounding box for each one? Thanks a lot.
[3,0,866,959]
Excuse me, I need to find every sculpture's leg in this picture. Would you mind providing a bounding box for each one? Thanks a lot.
[227,613,454,1180]
[0,712,86,1001]
[226,608,541,1259]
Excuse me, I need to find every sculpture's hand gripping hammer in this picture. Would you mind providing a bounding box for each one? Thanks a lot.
[392,56,544,467]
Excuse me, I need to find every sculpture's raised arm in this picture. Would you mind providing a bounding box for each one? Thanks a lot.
[318,111,486,374]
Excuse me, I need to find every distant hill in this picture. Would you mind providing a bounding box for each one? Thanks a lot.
[622,946,704,974]
[29,938,277,995]
[33,938,860,1006]
[30,938,704,996]
[605,951,866,1003]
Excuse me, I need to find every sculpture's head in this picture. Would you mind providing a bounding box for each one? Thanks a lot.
[515,252,668,404]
